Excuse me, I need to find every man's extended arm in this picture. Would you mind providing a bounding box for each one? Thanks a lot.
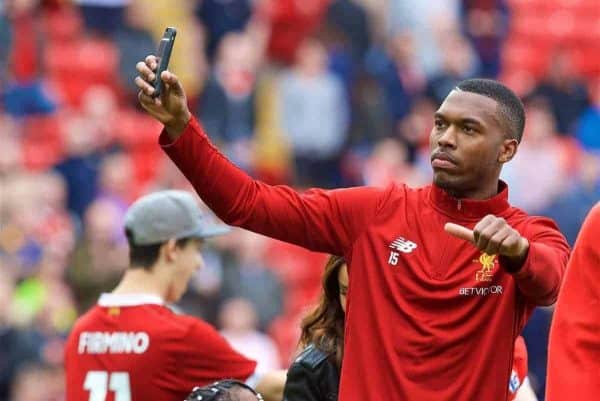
[135,55,389,255]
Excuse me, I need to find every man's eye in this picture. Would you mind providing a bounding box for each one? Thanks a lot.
[463,126,475,134]
[435,120,446,129]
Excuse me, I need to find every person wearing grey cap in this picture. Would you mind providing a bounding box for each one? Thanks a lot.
[64,190,285,401]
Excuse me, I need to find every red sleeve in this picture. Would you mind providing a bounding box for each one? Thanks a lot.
[160,117,391,255]
[504,217,570,306]
[171,320,257,388]
[546,203,600,401]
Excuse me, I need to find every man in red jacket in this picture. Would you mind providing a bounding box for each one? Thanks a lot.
[134,56,569,401]
[546,203,600,401]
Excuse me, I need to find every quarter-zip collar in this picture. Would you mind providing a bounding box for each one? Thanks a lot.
[428,180,511,221]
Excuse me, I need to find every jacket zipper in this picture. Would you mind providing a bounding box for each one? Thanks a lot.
[457,199,462,210]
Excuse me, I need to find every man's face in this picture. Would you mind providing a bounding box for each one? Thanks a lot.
[429,90,513,196]
[167,239,204,303]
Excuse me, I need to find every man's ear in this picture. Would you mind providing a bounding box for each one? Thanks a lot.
[162,239,178,262]
[498,138,518,163]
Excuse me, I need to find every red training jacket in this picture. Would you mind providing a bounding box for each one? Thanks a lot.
[160,117,569,401]
[546,202,600,401]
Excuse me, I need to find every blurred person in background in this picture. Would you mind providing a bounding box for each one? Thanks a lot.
[528,48,590,135]
[426,32,480,105]
[546,203,600,401]
[541,152,600,246]
[114,0,156,99]
[280,37,349,187]
[64,190,282,401]
[219,297,282,375]
[575,78,600,152]
[386,0,460,77]
[198,32,260,172]
[219,230,284,330]
[369,31,427,131]
[76,0,129,36]
[10,362,64,401]
[196,0,253,61]
[361,137,427,188]
[137,56,569,401]
[460,0,509,78]
[66,198,128,313]
[0,278,41,401]
[96,151,134,212]
[501,98,578,214]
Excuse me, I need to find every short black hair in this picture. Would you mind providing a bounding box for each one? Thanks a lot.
[456,78,525,142]
[125,228,193,269]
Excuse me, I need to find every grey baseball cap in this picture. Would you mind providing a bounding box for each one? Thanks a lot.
[124,190,230,245]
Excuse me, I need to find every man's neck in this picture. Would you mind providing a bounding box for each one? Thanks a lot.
[111,267,166,299]
[442,180,500,200]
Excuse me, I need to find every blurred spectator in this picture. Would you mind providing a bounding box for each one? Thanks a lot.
[576,78,600,152]
[66,199,128,313]
[528,49,590,135]
[501,99,578,214]
[258,0,329,65]
[0,278,41,401]
[2,0,57,117]
[362,138,427,188]
[387,0,460,77]
[368,31,427,126]
[396,96,436,163]
[197,0,253,60]
[198,32,259,171]
[220,230,283,330]
[77,0,129,35]
[460,0,509,78]
[114,1,156,98]
[325,0,371,63]
[9,362,64,401]
[426,32,479,105]
[97,151,134,212]
[541,152,600,246]
[280,38,349,187]
[53,85,120,217]
[219,298,281,374]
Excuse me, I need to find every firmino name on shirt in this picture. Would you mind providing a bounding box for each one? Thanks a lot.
[78,332,150,354]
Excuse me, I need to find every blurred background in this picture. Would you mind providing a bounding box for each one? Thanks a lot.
[0,0,599,400]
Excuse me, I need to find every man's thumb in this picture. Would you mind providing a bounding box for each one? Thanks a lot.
[444,222,475,243]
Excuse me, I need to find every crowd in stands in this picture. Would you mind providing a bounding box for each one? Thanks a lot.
[0,0,598,400]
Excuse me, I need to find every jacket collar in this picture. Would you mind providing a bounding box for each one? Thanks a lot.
[428,180,511,220]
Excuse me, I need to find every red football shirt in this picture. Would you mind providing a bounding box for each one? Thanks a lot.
[546,203,600,401]
[65,293,257,401]
[160,117,569,401]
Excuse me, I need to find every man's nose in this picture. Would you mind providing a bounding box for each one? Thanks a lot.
[438,125,458,148]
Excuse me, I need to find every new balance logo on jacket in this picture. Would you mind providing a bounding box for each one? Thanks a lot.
[388,237,417,265]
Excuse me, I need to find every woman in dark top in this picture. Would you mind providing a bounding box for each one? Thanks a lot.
[283,255,347,401]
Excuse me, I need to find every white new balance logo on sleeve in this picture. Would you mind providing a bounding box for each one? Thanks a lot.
[388,237,417,265]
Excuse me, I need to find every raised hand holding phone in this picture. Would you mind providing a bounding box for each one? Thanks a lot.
[153,27,177,98]
[134,27,191,139]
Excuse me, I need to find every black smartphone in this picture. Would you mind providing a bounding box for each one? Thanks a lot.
[152,27,177,98]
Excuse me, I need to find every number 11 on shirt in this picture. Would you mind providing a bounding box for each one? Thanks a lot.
[84,371,132,401]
